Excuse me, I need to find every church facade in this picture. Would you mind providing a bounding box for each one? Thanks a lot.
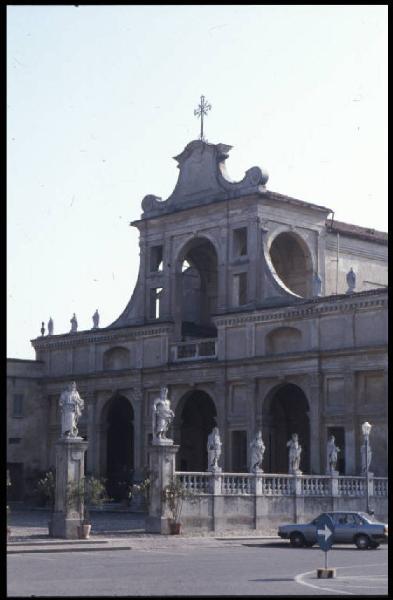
[7,139,388,501]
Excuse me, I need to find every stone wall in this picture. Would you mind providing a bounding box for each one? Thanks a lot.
[7,359,46,500]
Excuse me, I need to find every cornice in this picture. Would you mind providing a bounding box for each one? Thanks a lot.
[213,290,387,327]
[31,324,174,351]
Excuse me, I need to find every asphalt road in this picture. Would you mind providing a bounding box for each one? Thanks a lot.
[7,540,388,596]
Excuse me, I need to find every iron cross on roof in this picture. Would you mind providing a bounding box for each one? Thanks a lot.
[194,95,212,141]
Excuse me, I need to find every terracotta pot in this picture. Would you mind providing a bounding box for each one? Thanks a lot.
[169,521,181,535]
[77,523,92,539]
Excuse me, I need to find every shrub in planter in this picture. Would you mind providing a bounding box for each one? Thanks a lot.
[161,478,195,534]
[35,468,56,509]
[67,476,108,539]
[127,470,151,511]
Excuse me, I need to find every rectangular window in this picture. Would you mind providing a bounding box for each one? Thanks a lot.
[12,394,23,417]
[233,227,248,257]
[231,430,247,472]
[150,245,163,272]
[233,273,247,306]
[149,287,163,319]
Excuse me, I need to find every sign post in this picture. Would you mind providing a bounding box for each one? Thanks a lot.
[316,514,336,579]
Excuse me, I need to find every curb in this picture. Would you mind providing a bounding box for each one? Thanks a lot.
[7,535,281,554]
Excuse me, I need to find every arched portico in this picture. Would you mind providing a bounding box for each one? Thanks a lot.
[100,394,134,500]
[174,390,217,471]
[262,383,310,473]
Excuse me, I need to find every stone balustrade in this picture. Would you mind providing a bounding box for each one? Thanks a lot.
[170,338,217,362]
[175,471,388,498]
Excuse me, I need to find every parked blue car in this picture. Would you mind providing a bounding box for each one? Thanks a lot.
[278,511,388,549]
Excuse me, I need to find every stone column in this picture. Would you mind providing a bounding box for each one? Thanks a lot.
[51,437,88,538]
[145,444,179,534]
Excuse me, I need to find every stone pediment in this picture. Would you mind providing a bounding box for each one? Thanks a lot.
[141,140,269,218]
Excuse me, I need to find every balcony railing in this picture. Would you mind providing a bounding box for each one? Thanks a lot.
[170,338,217,362]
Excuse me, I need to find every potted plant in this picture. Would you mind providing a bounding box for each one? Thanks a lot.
[162,477,193,535]
[68,476,108,539]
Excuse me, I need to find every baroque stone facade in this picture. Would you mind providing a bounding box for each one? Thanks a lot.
[7,139,388,500]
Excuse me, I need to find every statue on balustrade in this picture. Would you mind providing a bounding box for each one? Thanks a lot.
[250,431,265,473]
[287,433,302,474]
[152,387,174,445]
[326,435,340,474]
[70,313,78,333]
[59,382,84,438]
[207,427,222,472]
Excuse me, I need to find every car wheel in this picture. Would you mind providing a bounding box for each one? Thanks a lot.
[355,534,370,550]
[290,532,305,548]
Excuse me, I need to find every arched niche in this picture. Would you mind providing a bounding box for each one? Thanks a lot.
[266,327,302,354]
[269,231,314,297]
[103,346,130,370]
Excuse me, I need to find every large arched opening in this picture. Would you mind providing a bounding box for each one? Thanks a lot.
[104,395,134,500]
[269,232,313,297]
[262,383,310,473]
[176,237,218,339]
[175,390,217,471]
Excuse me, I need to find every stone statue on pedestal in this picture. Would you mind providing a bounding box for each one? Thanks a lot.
[207,427,222,472]
[41,322,45,336]
[152,387,174,444]
[326,435,340,474]
[59,382,84,438]
[250,431,265,473]
[287,433,302,474]
[48,317,54,336]
[70,313,78,333]
[92,309,100,329]
[346,267,356,294]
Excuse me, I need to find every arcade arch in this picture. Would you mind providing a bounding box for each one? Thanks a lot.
[174,390,217,471]
[262,383,310,473]
[175,237,218,338]
[100,394,134,500]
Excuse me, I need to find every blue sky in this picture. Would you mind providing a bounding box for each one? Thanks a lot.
[7,5,387,358]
